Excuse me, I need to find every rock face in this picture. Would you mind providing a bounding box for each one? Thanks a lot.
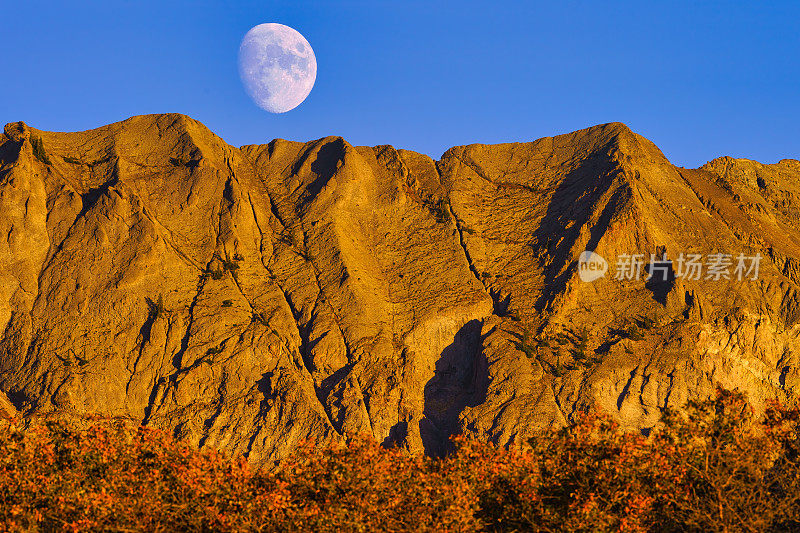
[0,114,798,464]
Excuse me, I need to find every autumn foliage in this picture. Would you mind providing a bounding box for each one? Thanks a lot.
[2,389,800,532]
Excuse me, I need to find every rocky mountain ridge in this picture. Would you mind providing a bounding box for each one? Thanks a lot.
[1,114,798,464]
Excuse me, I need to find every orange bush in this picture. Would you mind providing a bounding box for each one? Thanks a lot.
[1,389,799,532]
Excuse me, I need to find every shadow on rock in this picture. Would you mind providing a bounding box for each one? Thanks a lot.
[419,319,488,456]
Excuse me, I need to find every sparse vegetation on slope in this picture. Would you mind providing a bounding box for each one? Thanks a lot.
[1,389,799,532]
[30,136,51,165]
[4,115,800,494]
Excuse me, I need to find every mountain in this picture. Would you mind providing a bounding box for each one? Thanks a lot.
[0,114,798,464]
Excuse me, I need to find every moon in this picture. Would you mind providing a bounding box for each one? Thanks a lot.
[238,23,317,113]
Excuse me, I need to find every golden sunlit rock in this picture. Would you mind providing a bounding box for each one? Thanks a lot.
[1,114,798,464]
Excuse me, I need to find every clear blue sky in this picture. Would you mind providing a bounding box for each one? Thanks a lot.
[1,1,798,168]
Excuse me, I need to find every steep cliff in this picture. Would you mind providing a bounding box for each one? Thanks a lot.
[0,114,797,464]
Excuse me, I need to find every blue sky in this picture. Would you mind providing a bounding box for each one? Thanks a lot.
[1,1,798,167]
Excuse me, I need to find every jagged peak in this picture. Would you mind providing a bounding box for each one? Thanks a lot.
[1,111,799,468]
[3,121,29,142]
[702,155,800,172]
[436,121,671,174]
[7,113,239,174]
[5,114,793,173]
[6,114,792,186]
[5,113,199,140]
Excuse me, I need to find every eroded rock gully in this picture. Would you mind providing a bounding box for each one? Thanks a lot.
[1,114,798,464]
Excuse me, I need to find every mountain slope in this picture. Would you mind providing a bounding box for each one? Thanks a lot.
[0,115,798,463]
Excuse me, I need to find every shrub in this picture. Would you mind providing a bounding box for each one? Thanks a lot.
[169,157,200,169]
[146,294,165,319]
[203,268,223,280]
[88,155,112,166]
[252,312,269,326]
[570,328,602,368]
[624,323,645,341]
[512,328,537,359]
[0,420,261,532]
[221,259,239,272]
[648,390,800,531]
[206,345,224,356]
[426,197,450,223]
[30,136,51,165]
[637,315,657,330]
[1,389,799,531]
